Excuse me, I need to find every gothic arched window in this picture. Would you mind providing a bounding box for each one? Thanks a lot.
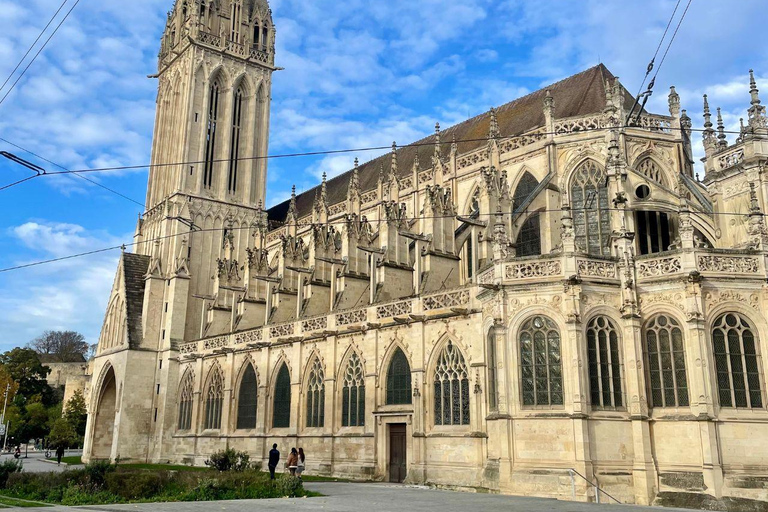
[433,341,470,426]
[228,87,244,194]
[637,158,665,185]
[341,352,365,427]
[272,363,291,428]
[587,316,623,409]
[177,371,194,430]
[713,314,763,409]
[513,171,539,212]
[645,315,689,408]
[236,364,257,430]
[516,213,541,257]
[571,160,611,256]
[386,348,412,405]
[487,327,498,411]
[203,80,221,189]
[203,367,224,430]
[306,358,325,427]
[519,316,563,406]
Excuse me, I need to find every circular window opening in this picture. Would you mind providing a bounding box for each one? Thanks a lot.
[636,185,651,199]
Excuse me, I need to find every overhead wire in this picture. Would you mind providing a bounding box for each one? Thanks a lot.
[0,0,82,108]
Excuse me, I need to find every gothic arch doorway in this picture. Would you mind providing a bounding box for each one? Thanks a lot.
[91,366,117,460]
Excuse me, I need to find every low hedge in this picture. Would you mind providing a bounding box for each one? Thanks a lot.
[0,462,307,505]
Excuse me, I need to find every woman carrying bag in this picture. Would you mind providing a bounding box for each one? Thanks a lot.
[286,447,299,476]
[296,448,306,479]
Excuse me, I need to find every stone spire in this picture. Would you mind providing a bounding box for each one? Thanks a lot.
[702,95,717,157]
[716,107,728,149]
[313,172,329,223]
[488,107,500,139]
[747,69,767,132]
[668,86,680,117]
[286,185,298,227]
[433,123,441,165]
[391,142,398,176]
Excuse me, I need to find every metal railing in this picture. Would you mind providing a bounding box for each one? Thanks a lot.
[569,468,622,504]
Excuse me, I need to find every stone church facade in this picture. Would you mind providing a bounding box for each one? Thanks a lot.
[81,0,768,508]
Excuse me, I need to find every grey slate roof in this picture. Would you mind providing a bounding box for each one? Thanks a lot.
[122,253,150,348]
[267,64,637,225]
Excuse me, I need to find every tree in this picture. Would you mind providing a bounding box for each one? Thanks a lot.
[28,331,89,362]
[0,349,53,406]
[48,418,77,449]
[63,391,87,438]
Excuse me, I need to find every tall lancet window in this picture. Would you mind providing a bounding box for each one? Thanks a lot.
[203,80,220,189]
[571,160,611,256]
[230,1,241,42]
[261,24,269,50]
[228,87,244,194]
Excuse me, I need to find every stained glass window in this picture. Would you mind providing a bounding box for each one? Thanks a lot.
[645,315,689,408]
[236,364,257,430]
[272,363,291,428]
[203,367,224,430]
[713,314,763,409]
[177,371,194,431]
[433,341,470,425]
[341,352,365,427]
[227,87,243,193]
[513,172,539,212]
[516,213,541,257]
[386,348,412,405]
[519,316,563,406]
[587,316,623,409]
[571,160,611,256]
[306,358,325,427]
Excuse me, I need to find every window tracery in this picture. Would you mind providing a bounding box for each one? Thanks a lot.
[272,363,291,428]
[236,364,257,430]
[637,158,665,185]
[713,314,763,409]
[519,316,563,406]
[203,367,224,430]
[177,371,194,431]
[306,358,325,427]
[513,171,538,212]
[587,316,623,409]
[386,348,412,405]
[227,87,244,194]
[341,353,365,427]
[571,160,611,256]
[487,328,498,411]
[433,341,470,426]
[203,80,220,188]
[516,213,541,257]
[645,315,689,408]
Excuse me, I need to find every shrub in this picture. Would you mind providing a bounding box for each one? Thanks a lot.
[204,448,251,472]
[84,461,116,488]
[0,459,22,488]
[105,471,167,500]
[275,474,303,497]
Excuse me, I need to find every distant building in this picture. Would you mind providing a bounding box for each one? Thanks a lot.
[39,354,89,404]
[82,0,768,508]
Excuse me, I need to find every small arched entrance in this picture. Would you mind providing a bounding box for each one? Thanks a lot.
[91,366,117,460]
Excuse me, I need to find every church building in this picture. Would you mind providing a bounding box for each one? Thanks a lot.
[82,0,768,508]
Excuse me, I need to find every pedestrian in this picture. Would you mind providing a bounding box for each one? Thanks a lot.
[286,448,298,476]
[268,444,280,480]
[56,445,65,465]
[296,448,305,479]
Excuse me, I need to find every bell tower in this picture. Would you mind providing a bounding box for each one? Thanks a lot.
[146,0,275,208]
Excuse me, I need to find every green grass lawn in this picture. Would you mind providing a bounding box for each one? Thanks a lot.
[46,456,82,465]
[119,463,209,472]
[0,496,52,507]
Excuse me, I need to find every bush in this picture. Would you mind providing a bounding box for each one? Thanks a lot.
[204,448,251,472]
[105,471,167,500]
[275,474,303,497]
[84,461,116,488]
[0,459,22,488]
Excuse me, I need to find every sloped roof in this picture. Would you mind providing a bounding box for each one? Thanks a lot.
[122,253,150,348]
[267,64,636,224]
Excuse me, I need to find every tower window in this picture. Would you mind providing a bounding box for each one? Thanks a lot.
[571,160,611,256]
[228,87,243,194]
[203,81,220,189]
[261,26,269,49]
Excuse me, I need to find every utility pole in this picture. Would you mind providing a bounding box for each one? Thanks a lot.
[1,383,10,452]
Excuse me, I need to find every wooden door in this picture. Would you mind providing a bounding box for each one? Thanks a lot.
[389,423,407,483]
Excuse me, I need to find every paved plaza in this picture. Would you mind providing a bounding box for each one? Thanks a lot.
[12,481,690,512]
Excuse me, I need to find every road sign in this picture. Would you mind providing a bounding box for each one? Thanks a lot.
[0,424,6,437]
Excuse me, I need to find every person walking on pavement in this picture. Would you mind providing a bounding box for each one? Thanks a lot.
[296,448,306,480]
[268,444,280,480]
[56,445,65,465]
[286,448,299,476]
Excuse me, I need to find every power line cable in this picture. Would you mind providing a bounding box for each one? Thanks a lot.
[0,206,758,274]
[0,0,82,108]
[651,0,694,83]
[0,0,70,96]
[0,137,146,207]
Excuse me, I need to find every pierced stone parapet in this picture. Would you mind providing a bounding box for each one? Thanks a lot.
[504,259,562,280]
[270,323,295,338]
[423,289,471,311]
[336,309,367,326]
[179,341,199,354]
[376,300,412,319]
[577,259,617,279]
[637,255,682,278]
[302,316,328,332]
[202,336,228,351]
[234,329,263,345]
[698,255,759,274]
[718,148,745,170]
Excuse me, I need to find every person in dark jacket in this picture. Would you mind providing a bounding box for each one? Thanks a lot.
[56,445,65,465]
[268,444,280,479]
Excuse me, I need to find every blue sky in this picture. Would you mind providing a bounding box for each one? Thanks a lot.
[0,0,766,351]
